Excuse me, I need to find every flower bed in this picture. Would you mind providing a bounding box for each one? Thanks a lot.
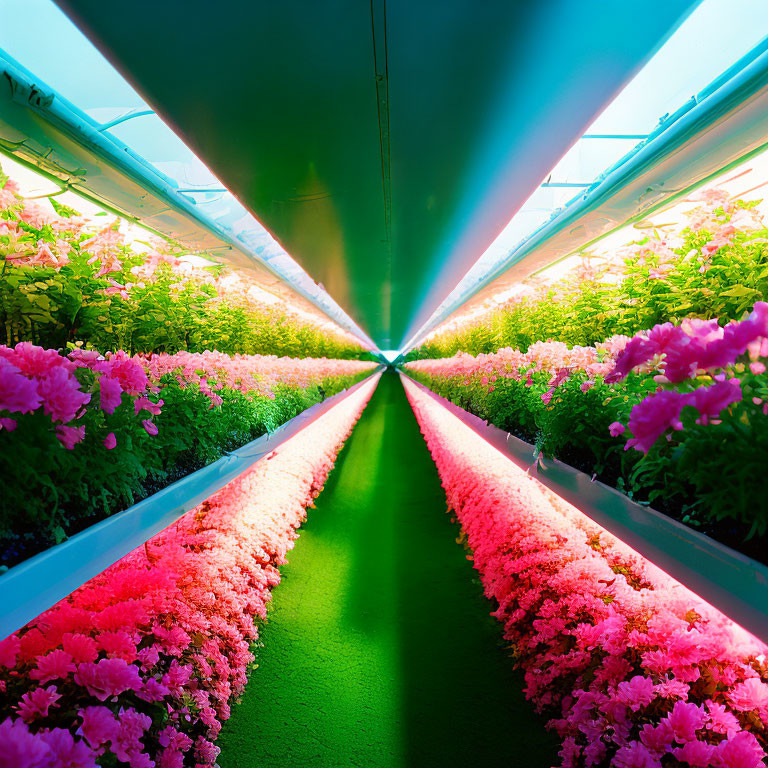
[403,377,768,768]
[410,187,768,360]
[0,167,368,360]
[0,341,376,567]
[405,302,768,555]
[0,374,378,767]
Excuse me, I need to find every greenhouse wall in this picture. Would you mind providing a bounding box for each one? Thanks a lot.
[2,2,768,767]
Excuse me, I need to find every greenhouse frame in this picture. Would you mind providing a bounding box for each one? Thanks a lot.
[2,1,768,766]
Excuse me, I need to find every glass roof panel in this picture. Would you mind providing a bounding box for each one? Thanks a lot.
[406,0,768,350]
[0,0,374,349]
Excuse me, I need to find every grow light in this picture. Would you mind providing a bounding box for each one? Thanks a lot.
[403,0,768,351]
[0,0,376,351]
[416,140,768,346]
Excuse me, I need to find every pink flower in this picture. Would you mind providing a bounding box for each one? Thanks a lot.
[611,742,659,768]
[134,396,163,416]
[691,379,742,425]
[0,717,53,767]
[672,739,715,767]
[0,357,42,414]
[29,650,76,683]
[99,352,148,395]
[38,728,97,768]
[99,376,123,414]
[103,432,117,450]
[195,736,221,764]
[713,731,767,768]
[97,630,136,662]
[653,677,689,700]
[0,635,21,669]
[142,419,158,436]
[56,424,86,450]
[38,366,91,422]
[705,700,740,736]
[625,390,693,453]
[727,677,768,714]
[616,675,655,711]
[609,421,625,437]
[78,706,118,749]
[62,634,99,664]
[0,416,17,431]
[664,701,706,743]
[17,685,62,722]
[73,658,142,701]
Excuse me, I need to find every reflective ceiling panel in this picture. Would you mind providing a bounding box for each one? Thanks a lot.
[54,0,697,347]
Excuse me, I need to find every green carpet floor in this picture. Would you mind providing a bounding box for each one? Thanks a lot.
[216,371,559,767]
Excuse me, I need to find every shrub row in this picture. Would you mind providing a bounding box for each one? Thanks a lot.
[0,375,377,766]
[405,377,768,768]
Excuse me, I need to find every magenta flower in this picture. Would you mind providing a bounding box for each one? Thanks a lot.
[616,675,655,711]
[727,677,768,714]
[625,390,693,453]
[672,739,715,767]
[664,700,706,743]
[0,357,42,414]
[611,742,658,768]
[99,375,123,414]
[0,717,53,767]
[38,728,97,768]
[62,633,99,665]
[713,731,766,768]
[608,421,625,437]
[38,367,91,423]
[29,650,76,683]
[103,432,117,450]
[56,424,86,450]
[78,706,118,749]
[691,378,742,424]
[142,419,158,436]
[16,685,62,722]
[0,416,17,431]
[605,335,657,383]
[73,658,142,701]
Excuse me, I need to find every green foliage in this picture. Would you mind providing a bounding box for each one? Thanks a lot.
[409,201,768,360]
[0,212,367,360]
[407,368,768,545]
[0,371,368,568]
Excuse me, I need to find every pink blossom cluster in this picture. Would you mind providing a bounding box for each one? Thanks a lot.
[404,377,768,768]
[140,350,376,407]
[0,342,158,449]
[406,337,630,396]
[0,341,375,448]
[0,375,379,768]
[0,171,366,352]
[607,303,768,453]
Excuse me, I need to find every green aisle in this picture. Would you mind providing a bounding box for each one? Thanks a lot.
[217,371,558,767]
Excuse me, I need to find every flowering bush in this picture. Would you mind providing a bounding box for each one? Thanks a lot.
[0,341,376,567]
[0,169,369,360]
[410,187,768,360]
[405,302,768,547]
[0,374,378,767]
[404,378,768,768]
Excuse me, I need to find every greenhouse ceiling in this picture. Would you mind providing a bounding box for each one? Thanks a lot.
[52,0,699,349]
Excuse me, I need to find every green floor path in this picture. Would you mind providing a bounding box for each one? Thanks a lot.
[217,372,559,767]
